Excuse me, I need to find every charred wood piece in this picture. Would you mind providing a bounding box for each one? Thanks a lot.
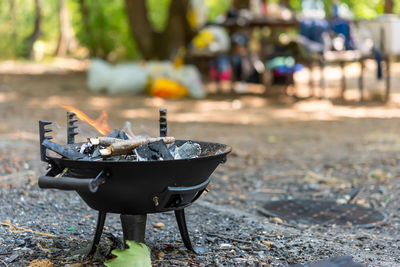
[136,140,174,161]
[42,139,87,160]
[91,148,101,158]
[99,137,175,156]
[107,129,129,140]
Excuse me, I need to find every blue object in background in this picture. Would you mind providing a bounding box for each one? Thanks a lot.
[268,57,304,76]
[372,48,383,79]
[274,64,304,76]
[331,18,354,50]
[300,18,330,45]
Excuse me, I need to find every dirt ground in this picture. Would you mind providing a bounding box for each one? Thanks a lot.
[0,61,400,266]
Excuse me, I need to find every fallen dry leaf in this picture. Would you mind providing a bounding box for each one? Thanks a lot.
[154,222,165,228]
[4,166,12,174]
[156,251,165,260]
[28,259,54,267]
[271,217,283,224]
[262,240,275,250]
[238,194,246,200]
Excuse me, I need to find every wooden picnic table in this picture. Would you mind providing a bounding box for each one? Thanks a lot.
[300,50,392,102]
[212,16,299,30]
[189,17,299,94]
[192,16,393,102]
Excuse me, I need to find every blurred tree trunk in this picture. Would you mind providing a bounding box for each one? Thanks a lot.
[279,0,290,8]
[55,0,68,56]
[55,0,78,57]
[232,0,249,9]
[124,0,196,60]
[78,0,95,57]
[9,0,17,46]
[384,0,393,13]
[23,0,42,59]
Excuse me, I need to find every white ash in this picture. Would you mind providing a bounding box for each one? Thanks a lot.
[216,149,224,155]
[168,145,178,158]
[134,149,147,162]
[79,143,92,154]
[121,121,135,139]
[174,142,201,159]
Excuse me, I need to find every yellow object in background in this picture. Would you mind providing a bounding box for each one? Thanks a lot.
[187,9,198,29]
[173,47,186,69]
[192,30,215,49]
[148,78,188,99]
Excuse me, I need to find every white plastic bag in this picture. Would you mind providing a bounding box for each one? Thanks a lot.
[108,63,148,94]
[87,59,148,94]
[87,58,112,92]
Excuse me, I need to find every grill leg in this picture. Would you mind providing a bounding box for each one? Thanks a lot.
[120,214,147,247]
[88,211,107,255]
[175,209,195,251]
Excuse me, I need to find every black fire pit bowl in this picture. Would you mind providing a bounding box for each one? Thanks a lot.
[40,140,230,214]
[38,112,231,255]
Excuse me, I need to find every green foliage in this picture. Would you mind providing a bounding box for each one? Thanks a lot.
[0,0,60,58]
[104,240,151,267]
[70,0,139,60]
[341,0,384,19]
[0,0,399,60]
[0,0,33,58]
[146,0,171,32]
[395,1,400,15]
[290,0,386,19]
[145,0,232,31]
[289,0,302,12]
[206,0,231,21]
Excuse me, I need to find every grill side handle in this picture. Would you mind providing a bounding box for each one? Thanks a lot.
[158,177,210,209]
[38,170,108,193]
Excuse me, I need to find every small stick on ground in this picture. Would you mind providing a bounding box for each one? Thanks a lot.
[0,258,8,267]
[207,232,253,245]
[1,221,55,238]
[348,187,365,204]
[257,207,279,218]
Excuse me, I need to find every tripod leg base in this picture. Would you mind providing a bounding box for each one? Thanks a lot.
[120,214,147,247]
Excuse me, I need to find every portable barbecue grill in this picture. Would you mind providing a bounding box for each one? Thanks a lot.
[38,110,231,254]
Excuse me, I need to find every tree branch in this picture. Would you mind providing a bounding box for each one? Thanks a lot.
[124,0,156,59]
[384,0,393,14]
[155,0,196,59]
[125,0,197,60]
[24,0,42,58]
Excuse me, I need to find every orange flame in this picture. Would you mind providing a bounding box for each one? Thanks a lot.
[61,105,112,136]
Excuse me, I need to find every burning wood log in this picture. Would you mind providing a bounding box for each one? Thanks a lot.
[42,139,87,160]
[89,137,121,146]
[99,137,175,156]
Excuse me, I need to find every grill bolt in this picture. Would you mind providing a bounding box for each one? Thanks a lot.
[153,196,159,207]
